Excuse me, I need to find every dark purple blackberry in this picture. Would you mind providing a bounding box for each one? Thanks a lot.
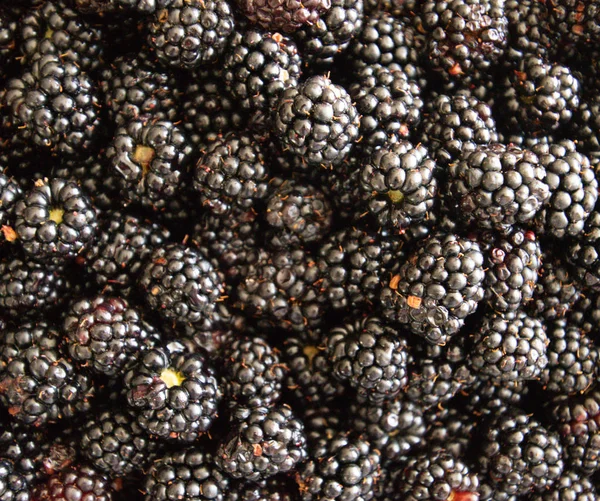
[567,210,600,290]
[107,119,192,212]
[350,397,426,462]
[531,140,597,239]
[479,409,564,496]
[482,229,542,314]
[264,178,332,250]
[0,419,44,483]
[138,244,225,326]
[423,405,477,458]
[359,140,437,230]
[529,470,598,501]
[447,144,550,233]
[81,211,171,296]
[73,0,174,14]
[326,315,410,404]
[124,343,222,441]
[0,322,94,427]
[505,0,553,63]
[32,465,112,501]
[0,459,29,501]
[547,0,600,44]
[296,431,381,501]
[469,311,548,382]
[223,28,301,113]
[99,52,181,128]
[301,404,343,451]
[541,319,599,396]
[293,0,364,68]
[20,1,104,73]
[380,233,485,345]
[235,248,325,331]
[147,0,235,69]
[14,178,98,264]
[235,0,330,33]
[193,132,269,216]
[216,405,307,481]
[144,449,228,501]
[272,75,360,167]
[419,91,499,169]
[222,336,285,409]
[570,96,600,155]
[3,54,101,157]
[464,378,528,417]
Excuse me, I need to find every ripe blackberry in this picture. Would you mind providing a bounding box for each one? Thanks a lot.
[296,431,381,501]
[0,419,44,483]
[380,233,485,345]
[531,140,597,239]
[447,144,550,233]
[0,322,94,427]
[479,409,564,496]
[359,140,437,231]
[464,378,528,417]
[482,229,542,314]
[541,319,598,396]
[235,0,330,33]
[547,0,600,45]
[147,0,235,69]
[326,315,410,404]
[3,54,101,157]
[0,459,29,501]
[272,75,360,167]
[216,405,307,481]
[469,311,548,382]
[566,210,600,290]
[193,132,269,216]
[107,119,192,212]
[423,405,478,459]
[82,211,171,296]
[32,465,112,501]
[138,244,224,326]
[222,336,285,409]
[529,470,598,501]
[143,449,228,501]
[264,179,332,250]
[419,91,499,169]
[14,178,98,264]
[124,343,222,441]
[223,28,301,113]
[73,0,174,14]
[570,97,600,154]
[504,0,553,63]
[0,173,21,244]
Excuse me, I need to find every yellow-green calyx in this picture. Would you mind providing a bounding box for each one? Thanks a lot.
[160,368,185,388]
[49,208,64,225]
[387,190,404,204]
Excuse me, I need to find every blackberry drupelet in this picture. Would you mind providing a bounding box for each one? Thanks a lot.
[147,0,235,69]
[272,75,360,167]
[216,404,307,481]
[124,343,222,441]
[234,0,330,33]
[529,470,598,501]
[0,459,29,501]
[138,244,224,326]
[359,140,437,231]
[0,322,94,427]
[223,28,302,113]
[107,119,192,212]
[14,178,98,264]
[32,465,112,501]
[380,233,485,345]
[193,132,269,216]
[3,53,101,157]
[469,311,548,382]
[326,315,410,404]
[222,336,285,409]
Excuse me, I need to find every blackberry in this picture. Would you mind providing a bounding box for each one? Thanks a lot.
[193,132,269,216]
[3,53,101,157]
[469,311,548,382]
[541,319,598,396]
[567,210,600,290]
[14,178,98,264]
[0,322,94,427]
[223,28,302,113]
[107,119,193,212]
[222,336,285,409]
[32,465,112,501]
[359,140,437,230]
[0,419,43,482]
[504,0,553,63]
[143,449,228,501]
[479,409,564,496]
[296,432,381,501]
[0,460,29,501]
[380,233,485,345]
[124,343,222,441]
[570,96,600,154]
[423,405,476,458]
[464,378,528,417]
[419,91,499,169]
[531,140,597,239]
[147,0,235,69]
[138,244,224,326]
[264,179,332,250]
[234,0,330,33]
[447,143,550,233]
[529,470,598,501]
[547,0,600,45]
[272,75,360,167]
[216,404,307,481]
[80,409,159,477]
[326,315,410,404]
[82,211,171,296]
[73,0,174,14]
[482,229,542,314]
[0,171,21,244]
